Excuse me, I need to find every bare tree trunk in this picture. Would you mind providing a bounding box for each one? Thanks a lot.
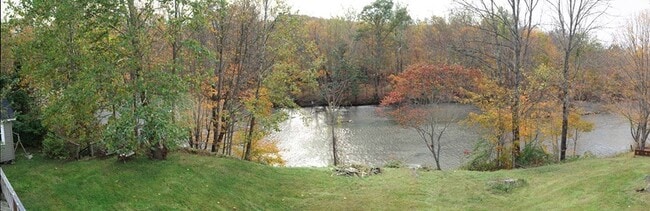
[188,129,194,149]
[373,31,381,102]
[560,52,570,160]
[211,100,224,153]
[243,116,256,161]
[210,3,229,153]
[229,123,235,155]
[435,122,449,170]
[330,110,339,166]
[512,91,521,166]
[512,52,522,167]
[194,101,202,149]
[170,0,180,125]
[244,82,261,161]
[211,108,219,152]
[373,76,380,102]
[221,123,230,154]
[573,129,578,156]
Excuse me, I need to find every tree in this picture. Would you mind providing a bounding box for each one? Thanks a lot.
[183,12,210,150]
[316,43,360,166]
[13,0,115,158]
[0,19,47,148]
[548,0,608,160]
[210,0,235,154]
[457,0,540,167]
[381,64,481,170]
[11,0,189,159]
[615,10,650,150]
[83,0,189,160]
[182,0,310,161]
[302,14,363,166]
[357,0,411,102]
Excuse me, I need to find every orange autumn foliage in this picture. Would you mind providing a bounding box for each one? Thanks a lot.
[380,63,481,130]
[381,63,482,107]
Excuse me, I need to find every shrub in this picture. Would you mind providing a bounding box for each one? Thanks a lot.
[463,140,501,171]
[7,89,47,148]
[42,134,69,159]
[516,143,554,168]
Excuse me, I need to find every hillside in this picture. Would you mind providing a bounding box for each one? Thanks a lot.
[1,152,649,210]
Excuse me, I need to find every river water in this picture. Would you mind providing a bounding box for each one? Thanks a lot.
[269,105,635,169]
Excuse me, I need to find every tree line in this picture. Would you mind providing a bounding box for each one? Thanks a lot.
[0,0,647,169]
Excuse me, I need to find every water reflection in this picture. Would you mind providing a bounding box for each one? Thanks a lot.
[269,105,635,169]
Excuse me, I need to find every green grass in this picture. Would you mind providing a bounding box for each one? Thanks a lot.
[2,152,649,210]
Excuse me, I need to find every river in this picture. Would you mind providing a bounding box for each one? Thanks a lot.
[269,104,635,169]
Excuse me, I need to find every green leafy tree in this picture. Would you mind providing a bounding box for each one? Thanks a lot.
[102,0,188,159]
[0,20,47,147]
[14,0,114,158]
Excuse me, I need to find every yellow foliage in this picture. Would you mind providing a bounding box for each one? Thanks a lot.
[231,130,285,166]
[466,65,595,164]
[243,87,273,119]
[249,139,286,166]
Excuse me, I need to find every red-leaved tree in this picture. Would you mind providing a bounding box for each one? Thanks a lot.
[380,64,481,170]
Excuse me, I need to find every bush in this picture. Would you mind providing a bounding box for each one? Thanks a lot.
[42,134,69,159]
[7,88,46,147]
[464,140,558,170]
[13,114,46,147]
[463,140,501,171]
[464,156,500,171]
[42,135,95,160]
[516,143,554,168]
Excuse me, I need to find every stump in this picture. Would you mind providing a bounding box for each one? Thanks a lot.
[150,144,169,160]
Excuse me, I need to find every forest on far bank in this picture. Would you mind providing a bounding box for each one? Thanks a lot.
[0,0,648,170]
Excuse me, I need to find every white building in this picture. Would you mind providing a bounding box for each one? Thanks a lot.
[1,99,16,163]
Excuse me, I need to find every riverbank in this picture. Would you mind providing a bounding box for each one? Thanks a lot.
[1,152,648,210]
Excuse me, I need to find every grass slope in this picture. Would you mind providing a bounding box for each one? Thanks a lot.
[2,152,649,210]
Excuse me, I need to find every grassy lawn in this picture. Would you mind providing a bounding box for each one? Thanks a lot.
[1,152,649,210]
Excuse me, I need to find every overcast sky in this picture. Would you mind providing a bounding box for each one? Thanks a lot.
[285,0,650,44]
[2,0,649,43]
